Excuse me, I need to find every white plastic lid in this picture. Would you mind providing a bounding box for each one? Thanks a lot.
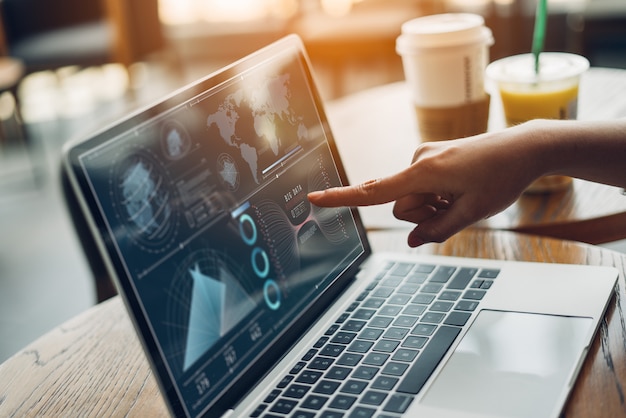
[486,53,590,84]
[396,13,493,54]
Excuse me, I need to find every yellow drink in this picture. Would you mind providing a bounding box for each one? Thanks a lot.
[486,53,589,193]
[500,84,579,126]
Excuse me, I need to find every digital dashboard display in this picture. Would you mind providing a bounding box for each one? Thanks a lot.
[75,45,366,416]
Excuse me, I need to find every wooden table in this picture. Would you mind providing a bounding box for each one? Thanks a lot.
[0,229,625,417]
[325,67,626,244]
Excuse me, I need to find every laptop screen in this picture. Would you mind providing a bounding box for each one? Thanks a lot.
[65,35,369,416]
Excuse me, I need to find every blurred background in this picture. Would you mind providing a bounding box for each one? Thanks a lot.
[1,0,625,363]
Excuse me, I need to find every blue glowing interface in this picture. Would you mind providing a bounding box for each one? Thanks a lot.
[77,46,364,416]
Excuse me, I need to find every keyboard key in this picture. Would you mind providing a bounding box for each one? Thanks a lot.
[249,403,266,417]
[416,264,436,273]
[361,390,388,406]
[336,312,350,323]
[388,294,412,305]
[390,262,415,276]
[411,323,436,336]
[290,362,306,374]
[350,406,376,418]
[331,331,357,345]
[300,394,328,410]
[396,284,420,295]
[391,348,419,362]
[373,339,400,353]
[270,398,298,414]
[309,357,334,370]
[402,336,428,349]
[444,311,472,327]
[463,289,486,300]
[346,302,359,312]
[362,298,385,308]
[296,370,322,384]
[478,268,500,278]
[328,394,357,410]
[371,375,399,391]
[292,410,316,418]
[393,315,418,327]
[336,353,363,366]
[284,384,310,399]
[359,328,384,340]
[383,394,414,414]
[325,324,340,335]
[421,312,445,324]
[264,389,281,403]
[421,283,443,293]
[347,340,374,353]
[352,365,380,380]
[277,375,294,388]
[470,279,482,288]
[379,305,403,316]
[319,411,344,418]
[369,316,393,328]
[372,287,394,298]
[397,326,461,394]
[355,291,369,302]
[406,272,428,284]
[327,366,351,380]
[430,266,456,283]
[430,301,454,312]
[454,300,479,311]
[383,327,409,340]
[321,344,346,357]
[480,280,493,289]
[352,308,376,320]
[313,380,340,395]
[402,304,426,316]
[302,348,317,361]
[340,379,368,394]
[438,291,461,302]
[342,320,367,332]
[447,267,478,289]
[412,293,435,305]
[381,277,403,287]
[363,352,389,366]
[381,361,409,376]
[313,336,329,348]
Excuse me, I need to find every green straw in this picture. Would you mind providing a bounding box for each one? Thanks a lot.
[532,0,548,74]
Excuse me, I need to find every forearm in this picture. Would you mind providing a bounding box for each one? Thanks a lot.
[520,119,626,188]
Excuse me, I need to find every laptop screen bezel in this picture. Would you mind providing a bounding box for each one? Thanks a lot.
[62,34,372,417]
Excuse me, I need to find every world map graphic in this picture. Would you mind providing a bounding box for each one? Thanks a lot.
[206,73,308,185]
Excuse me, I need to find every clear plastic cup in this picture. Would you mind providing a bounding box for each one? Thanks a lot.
[487,53,589,192]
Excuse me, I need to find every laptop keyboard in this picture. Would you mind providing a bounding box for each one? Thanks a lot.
[249,260,500,418]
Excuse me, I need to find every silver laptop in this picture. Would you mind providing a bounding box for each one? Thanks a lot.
[62,34,617,418]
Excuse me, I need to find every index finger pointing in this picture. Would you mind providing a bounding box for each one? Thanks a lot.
[308,173,413,207]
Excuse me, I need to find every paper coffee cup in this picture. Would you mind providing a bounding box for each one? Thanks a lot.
[397,13,493,107]
[486,53,589,193]
[396,13,493,142]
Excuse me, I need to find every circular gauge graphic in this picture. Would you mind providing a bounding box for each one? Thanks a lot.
[109,146,180,253]
[216,153,240,192]
[161,120,191,160]
[165,248,259,375]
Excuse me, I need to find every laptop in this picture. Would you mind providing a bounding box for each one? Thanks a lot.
[62,34,618,418]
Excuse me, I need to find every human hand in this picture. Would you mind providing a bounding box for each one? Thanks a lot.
[308,124,540,247]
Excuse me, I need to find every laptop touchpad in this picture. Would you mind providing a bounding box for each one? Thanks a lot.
[421,310,592,418]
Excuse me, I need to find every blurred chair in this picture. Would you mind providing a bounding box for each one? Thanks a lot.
[0,0,166,75]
